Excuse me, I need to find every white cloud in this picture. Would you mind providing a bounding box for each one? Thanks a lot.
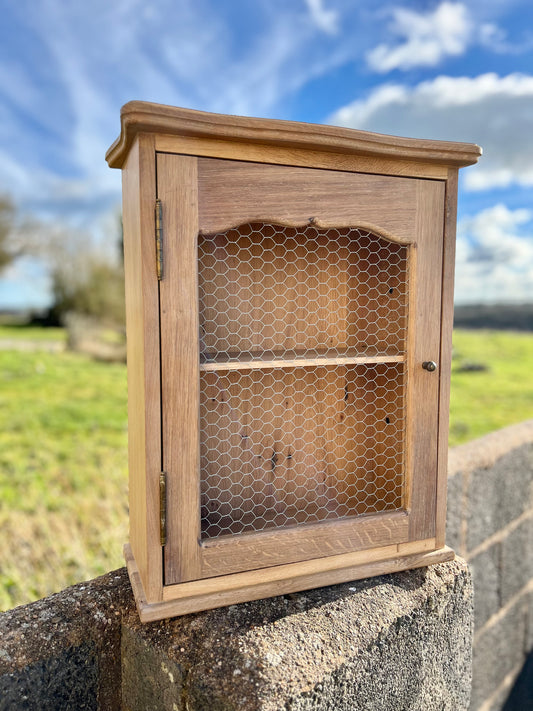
[455,205,533,304]
[366,2,472,72]
[304,0,339,35]
[330,73,533,191]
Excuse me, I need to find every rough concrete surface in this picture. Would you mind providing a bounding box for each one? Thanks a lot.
[445,468,463,554]
[470,599,526,709]
[0,560,473,711]
[0,643,98,711]
[467,443,533,552]
[447,420,533,482]
[469,545,501,631]
[500,517,533,605]
[122,559,473,711]
[0,568,133,711]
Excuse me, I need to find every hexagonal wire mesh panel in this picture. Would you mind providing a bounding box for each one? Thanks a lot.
[198,223,409,539]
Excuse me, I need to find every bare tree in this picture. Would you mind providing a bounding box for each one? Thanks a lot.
[0,195,17,271]
[0,195,125,326]
[37,212,125,326]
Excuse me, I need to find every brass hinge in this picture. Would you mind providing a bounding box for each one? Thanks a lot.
[155,199,164,280]
[159,471,167,546]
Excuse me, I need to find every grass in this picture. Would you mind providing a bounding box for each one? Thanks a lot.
[449,329,533,446]
[0,324,67,342]
[0,347,128,611]
[0,327,532,610]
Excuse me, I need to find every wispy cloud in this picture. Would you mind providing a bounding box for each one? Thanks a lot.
[478,17,533,55]
[330,72,533,191]
[366,2,472,72]
[0,0,359,230]
[304,0,339,35]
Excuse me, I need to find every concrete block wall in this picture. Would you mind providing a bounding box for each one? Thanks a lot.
[446,420,533,711]
[0,561,473,710]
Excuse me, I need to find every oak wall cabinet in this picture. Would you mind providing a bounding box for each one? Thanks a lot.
[106,102,481,622]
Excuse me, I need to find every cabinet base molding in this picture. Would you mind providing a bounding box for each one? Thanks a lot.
[124,542,455,623]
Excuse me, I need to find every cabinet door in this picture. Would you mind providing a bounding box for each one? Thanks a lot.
[157,153,445,585]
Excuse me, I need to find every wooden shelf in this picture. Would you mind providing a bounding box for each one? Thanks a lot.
[199,348,405,372]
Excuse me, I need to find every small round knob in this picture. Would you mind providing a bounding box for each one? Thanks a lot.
[422,361,437,372]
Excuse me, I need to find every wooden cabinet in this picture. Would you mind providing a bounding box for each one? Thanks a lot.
[106,102,481,622]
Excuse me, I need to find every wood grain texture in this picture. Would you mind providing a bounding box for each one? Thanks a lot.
[200,351,405,372]
[199,364,406,543]
[124,542,454,622]
[158,154,202,584]
[435,169,458,547]
[198,159,419,240]
[197,223,409,358]
[200,511,409,577]
[154,134,450,180]
[121,134,163,603]
[167,539,450,602]
[106,101,481,170]
[407,179,446,541]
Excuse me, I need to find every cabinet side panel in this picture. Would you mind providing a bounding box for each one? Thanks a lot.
[436,169,458,547]
[122,135,162,602]
[158,154,202,584]
[407,180,446,541]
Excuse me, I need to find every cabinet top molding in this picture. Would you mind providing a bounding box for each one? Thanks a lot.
[106,101,482,170]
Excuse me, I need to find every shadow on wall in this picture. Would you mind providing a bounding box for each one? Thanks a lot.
[502,649,533,710]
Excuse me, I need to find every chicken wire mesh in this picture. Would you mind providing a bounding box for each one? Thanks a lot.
[198,223,409,539]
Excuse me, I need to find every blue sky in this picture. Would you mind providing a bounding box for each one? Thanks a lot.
[1,0,533,308]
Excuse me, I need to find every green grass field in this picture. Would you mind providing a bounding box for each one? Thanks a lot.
[0,330,128,610]
[449,330,533,446]
[0,326,532,610]
[0,324,66,342]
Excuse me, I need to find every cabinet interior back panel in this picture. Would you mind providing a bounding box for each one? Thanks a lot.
[198,224,408,360]
[197,222,409,539]
[200,363,407,538]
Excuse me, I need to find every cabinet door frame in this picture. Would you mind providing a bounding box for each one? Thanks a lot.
[157,152,445,586]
